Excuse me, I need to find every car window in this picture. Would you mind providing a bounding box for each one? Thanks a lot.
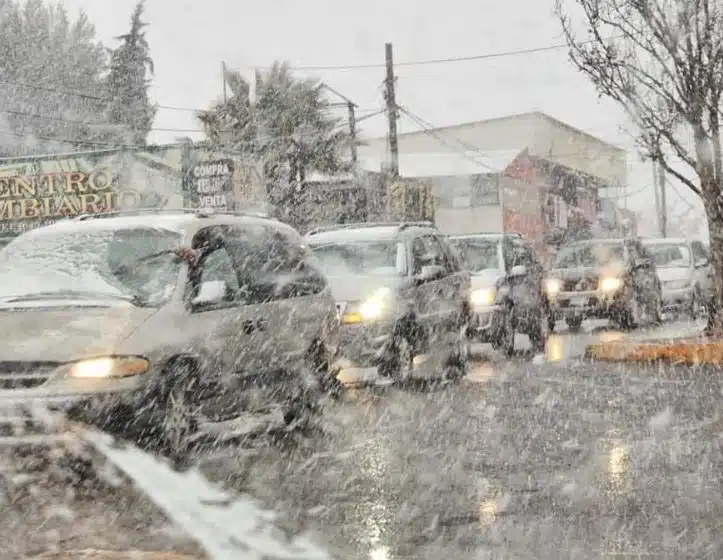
[411,237,428,275]
[191,224,327,307]
[645,243,691,268]
[0,226,182,306]
[692,241,709,261]
[509,240,534,268]
[448,238,501,273]
[553,243,625,268]
[199,247,239,289]
[310,240,402,277]
[421,235,451,272]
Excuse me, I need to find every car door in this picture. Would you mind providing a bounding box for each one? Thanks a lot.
[505,238,539,310]
[691,241,713,298]
[187,223,333,377]
[630,241,659,298]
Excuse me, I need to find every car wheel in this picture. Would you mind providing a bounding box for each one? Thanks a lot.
[306,338,344,400]
[378,330,415,381]
[491,304,515,356]
[529,308,549,353]
[443,311,471,381]
[159,360,203,465]
[689,286,704,319]
[566,316,583,333]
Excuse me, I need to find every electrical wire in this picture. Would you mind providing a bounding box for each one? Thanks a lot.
[272,38,618,72]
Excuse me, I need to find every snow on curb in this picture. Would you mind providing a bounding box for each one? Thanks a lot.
[80,428,333,560]
[22,405,333,560]
[585,338,723,365]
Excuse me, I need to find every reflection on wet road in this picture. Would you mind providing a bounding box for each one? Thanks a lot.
[202,318,720,559]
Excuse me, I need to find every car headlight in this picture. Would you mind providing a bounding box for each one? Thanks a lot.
[342,287,393,324]
[599,277,622,292]
[470,287,496,306]
[545,279,561,296]
[67,357,150,379]
[665,279,690,290]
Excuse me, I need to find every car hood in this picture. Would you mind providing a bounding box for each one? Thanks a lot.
[0,304,158,362]
[324,274,401,302]
[470,269,504,289]
[656,267,692,283]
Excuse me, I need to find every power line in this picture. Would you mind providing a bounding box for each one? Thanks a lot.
[270,38,616,72]
[396,106,500,172]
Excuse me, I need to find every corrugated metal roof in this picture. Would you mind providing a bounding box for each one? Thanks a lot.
[359,150,523,177]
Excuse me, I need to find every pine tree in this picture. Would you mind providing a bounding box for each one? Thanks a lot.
[0,0,113,155]
[106,0,156,145]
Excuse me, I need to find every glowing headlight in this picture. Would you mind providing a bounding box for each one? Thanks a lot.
[599,277,622,292]
[69,357,149,379]
[342,287,393,324]
[545,279,561,295]
[470,288,496,306]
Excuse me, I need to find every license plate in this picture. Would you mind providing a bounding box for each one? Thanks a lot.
[570,296,587,306]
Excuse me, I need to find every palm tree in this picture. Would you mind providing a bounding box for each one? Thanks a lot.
[198,61,351,227]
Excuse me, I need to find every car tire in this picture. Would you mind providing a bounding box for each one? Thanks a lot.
[159,359,203,465]
[491,304,515,356]
[306,338,344,400]
[528,307,549,353]
[689,286,704,319]
[377,320,416,381]
[442,308,471,381]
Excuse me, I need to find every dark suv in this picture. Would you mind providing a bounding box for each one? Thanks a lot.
[546,237,662,331]
[305,222,471,382]
[447,233,549,355]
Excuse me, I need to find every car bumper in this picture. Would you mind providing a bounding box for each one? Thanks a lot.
[549,291,624,320]
[335,320,396,368]
[469,304,505,342]
[661,286,694,309]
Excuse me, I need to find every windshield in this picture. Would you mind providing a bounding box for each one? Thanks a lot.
[554,243,625,268]
[448,238,500,272]
[0,227,183,306]
[310,241,401,276]
[646,243,691,268]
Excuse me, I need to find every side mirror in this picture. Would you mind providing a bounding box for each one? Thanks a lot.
[695,258,709,268]
[418,264,445,282]
[192,280,228,305]
[509,264,527,277]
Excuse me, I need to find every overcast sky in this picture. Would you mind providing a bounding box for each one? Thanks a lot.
[58,0,705,238]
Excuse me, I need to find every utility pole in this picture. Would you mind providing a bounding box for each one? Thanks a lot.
[384,42,399,179]
[652,161,662,236]
[222,61,228,103]
[347,101,358,166]
[658,160,667,237]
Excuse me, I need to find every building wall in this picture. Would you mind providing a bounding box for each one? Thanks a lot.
[435,206,502,234]
[359,112,627,188]
[525,113,627,187]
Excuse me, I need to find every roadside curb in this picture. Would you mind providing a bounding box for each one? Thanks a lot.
[584,338,723,365]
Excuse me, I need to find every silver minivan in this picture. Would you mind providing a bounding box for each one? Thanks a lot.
[642,237,712,318]
[0,209,340,454]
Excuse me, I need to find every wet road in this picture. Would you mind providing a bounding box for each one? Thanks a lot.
[198,318,723,559]
[4,317,715,559]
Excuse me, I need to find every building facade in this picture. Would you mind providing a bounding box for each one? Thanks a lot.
[359,111,633,260]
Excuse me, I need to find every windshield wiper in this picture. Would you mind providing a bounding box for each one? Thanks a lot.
[0,290,147,306]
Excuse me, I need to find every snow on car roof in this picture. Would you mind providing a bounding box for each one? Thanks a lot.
[642,237,690,245]
[13,212,294,241]
[306,226,402,245]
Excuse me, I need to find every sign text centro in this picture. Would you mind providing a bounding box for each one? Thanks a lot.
[0,168,144,220]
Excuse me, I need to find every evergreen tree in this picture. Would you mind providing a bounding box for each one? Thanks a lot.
[0,0,114,155]
[106,0,156,145]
